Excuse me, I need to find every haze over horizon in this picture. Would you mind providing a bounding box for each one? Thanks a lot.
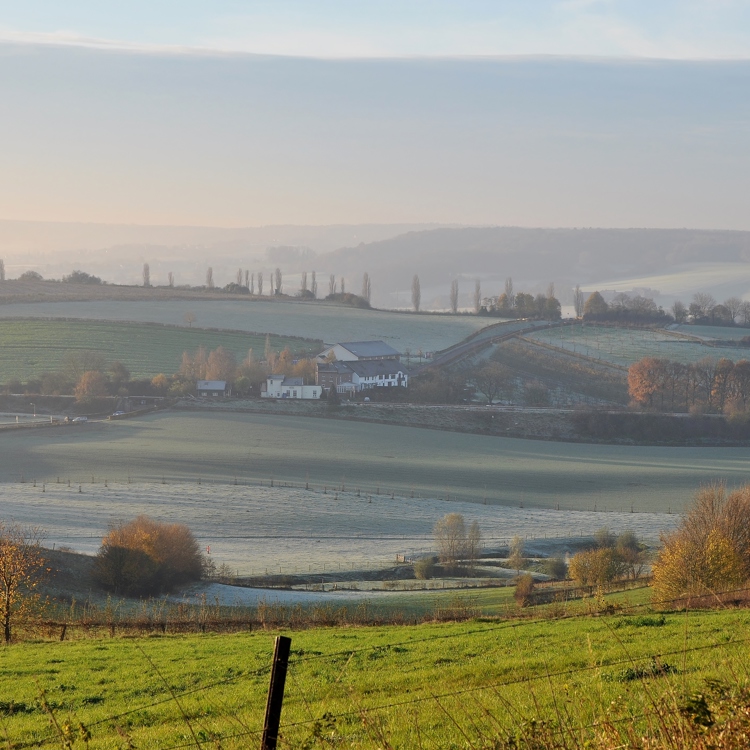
[1,2,749,232]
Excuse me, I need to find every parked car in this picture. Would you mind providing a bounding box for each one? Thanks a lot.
[71,416,88,423]
[111,411,125,417]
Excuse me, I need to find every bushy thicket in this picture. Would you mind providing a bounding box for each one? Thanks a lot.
[94,516,205,596]
[653,483,750,600]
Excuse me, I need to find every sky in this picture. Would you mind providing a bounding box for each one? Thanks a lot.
[2,1,750,59]
[1,2,749,229]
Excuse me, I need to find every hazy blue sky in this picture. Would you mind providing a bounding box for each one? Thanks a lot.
[2,1,750,58]
[1,3,749,229]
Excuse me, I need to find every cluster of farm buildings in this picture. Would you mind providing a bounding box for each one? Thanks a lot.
[196,340,409,400]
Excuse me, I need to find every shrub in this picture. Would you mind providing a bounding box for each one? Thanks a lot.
[652,483,750,601]
[544,557,567,580]
[414,557,437,580]
[514,574,535,606]
[94,516,204,596]
[569,548,622,587]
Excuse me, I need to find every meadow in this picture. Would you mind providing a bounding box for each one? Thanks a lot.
[529,324,746,367]
[1,604,748,748]
[0,319,317,382]
[0,481,678,577]
[2,411,749,514]
[674,323,750,341]
[0,299,492,355]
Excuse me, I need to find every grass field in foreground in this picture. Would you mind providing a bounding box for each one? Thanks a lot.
[1,603,748,748]
[0,319,319,381]
[2,410,749,514]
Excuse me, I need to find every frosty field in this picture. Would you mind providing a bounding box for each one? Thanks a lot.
[0,299,491,354]
[0,481,679,576]
[1,411,749,517]
[529,324,746,366]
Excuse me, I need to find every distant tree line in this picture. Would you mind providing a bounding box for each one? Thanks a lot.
[581,289,750,328]
[479,278,562,321]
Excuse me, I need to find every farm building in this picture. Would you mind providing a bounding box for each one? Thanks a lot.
[196,380,229,397]
[262,375,322,400]
[317,359,409,394]
[317,340,401,363]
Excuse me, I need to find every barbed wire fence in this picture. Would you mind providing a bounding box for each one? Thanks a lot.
[10,585,750,749]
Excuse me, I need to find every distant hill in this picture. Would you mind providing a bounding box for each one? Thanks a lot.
[0,220,449,287]
[321,227,750,308]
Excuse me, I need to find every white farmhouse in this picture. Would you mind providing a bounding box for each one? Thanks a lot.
[262,375,322,400]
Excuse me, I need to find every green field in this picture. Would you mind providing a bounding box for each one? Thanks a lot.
[529,324,746,366]
[2,410,750,513]
[0,319,319,381]
[1,603,748,748]
[0,299,492,355]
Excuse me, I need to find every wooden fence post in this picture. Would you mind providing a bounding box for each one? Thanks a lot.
[261,635,291,750]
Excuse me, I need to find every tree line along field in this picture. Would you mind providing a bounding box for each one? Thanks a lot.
[2,411,749,514]
[0,319,319,382]
[528,324,747,367]
[0,606,747,748]
[0,298,492,355]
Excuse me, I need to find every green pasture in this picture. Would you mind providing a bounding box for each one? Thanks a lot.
[2,410,750,512]
[0,299,491,355]
[0,319,319,382]
[529,324,746,367]
[1,604,747,748]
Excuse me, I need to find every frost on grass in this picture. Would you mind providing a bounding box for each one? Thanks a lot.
[0,482,677,576]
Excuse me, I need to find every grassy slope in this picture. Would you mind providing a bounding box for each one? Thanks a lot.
[1,603,747,748]
[0,299,490,355]
[1,411,749,513]
[0,319,319,381]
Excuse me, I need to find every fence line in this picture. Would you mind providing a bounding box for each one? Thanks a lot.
[11,587,750,750]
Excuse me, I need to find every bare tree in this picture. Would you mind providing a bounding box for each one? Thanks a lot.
[450,279,459,313]
[671,299,687,323]
[311,271,317,298]
[508,535,524,574]
[244,269,249,288]
[250,272,255,295]
[725,296,744,323]
[0,259,5,281]
[300,271,308,293]
[573,284,584,318]
[546,281,555,299]
[362,272,371,303]
[236,268,243,285]
[206,267,214,289]
[183,311,196,327]
[411,274,421,312]
[340,276,345,295]
[167,271,174,288]
[473,279,481,314]
[142,263,150,288]
[466,521,482,568]
[504,277,514,307]
[0,522,47,643]
[274,268,282,295]
[329,274,337,296]
[472,362,511,404]
[693,292,716,317]
[434,513,467,564]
